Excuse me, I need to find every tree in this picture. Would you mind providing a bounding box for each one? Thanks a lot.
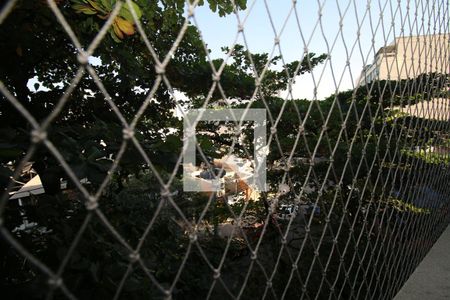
[0,0,254,298]
[1,0,252,195]
[0,0,326,298]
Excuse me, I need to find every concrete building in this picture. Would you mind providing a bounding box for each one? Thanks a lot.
[357,34,450,85]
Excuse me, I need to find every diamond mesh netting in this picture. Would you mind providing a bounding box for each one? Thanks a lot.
[0,0,449,299]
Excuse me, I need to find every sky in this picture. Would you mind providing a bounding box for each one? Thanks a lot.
[189,0,444,99]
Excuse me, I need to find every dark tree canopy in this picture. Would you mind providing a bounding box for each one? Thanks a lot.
[0,0,327,192]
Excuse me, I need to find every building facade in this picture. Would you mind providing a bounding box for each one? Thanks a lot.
[357,34,449,85]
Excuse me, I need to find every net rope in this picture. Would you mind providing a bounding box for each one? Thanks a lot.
[0,0,449,299]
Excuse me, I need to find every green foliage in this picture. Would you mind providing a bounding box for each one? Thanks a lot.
[401,147,450,164]
[328,73,450,108]
[387,196,431,214]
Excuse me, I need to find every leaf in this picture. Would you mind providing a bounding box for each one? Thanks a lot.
[71,162,88,179]
[71,0,88,4]
[208,0,217,12]
[119,1,142,22]
[100,0,112,10]
[86,146,103,161]
[72,4,97,14]
[111,22,124,39]
[86,0,105,13]
[34,82,40,91]
[90,159,112,172]
[115,17,135,36]
[118,8,134,22]
[109,28,122,43]
[161,135,182,152]
[86,165,107,184]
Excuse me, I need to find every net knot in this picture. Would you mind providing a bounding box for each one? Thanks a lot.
[161,187,171,197]
[85,196,98,211]
[122,127,135,140]
[234,126,242,136]
[213,269,221,279]
[48,276,63,288]
[212,73,220,82]
[155,65,165,74]
[77,51,89,65]
[31,129,47,144]
[163,290,171,300]
[129,252,140,263]
[187,6,195,17]
[189,233,198,242]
